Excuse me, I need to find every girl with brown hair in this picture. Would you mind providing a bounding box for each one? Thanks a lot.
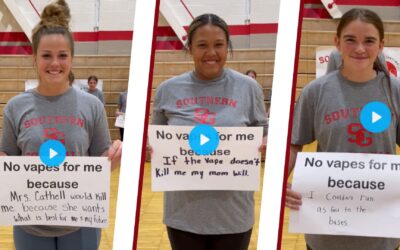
[1,1,122,249]
[152,13,267,250]
[286,8,400,250]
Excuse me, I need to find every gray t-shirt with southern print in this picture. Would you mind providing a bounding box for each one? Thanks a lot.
[1,87,111,237]
[292,70,400,250]
[153,68,268,234]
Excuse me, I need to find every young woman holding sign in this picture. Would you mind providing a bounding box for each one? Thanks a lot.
[0,1,122,249]
[286,8,400,250]
[152,14,268,250]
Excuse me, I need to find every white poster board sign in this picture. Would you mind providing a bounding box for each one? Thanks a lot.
[383,48,400,78]
[0,156,110,228]
[289,152,400,238]
[315,46,336,78]
[316,47,400,79]
[25,79,104,91]
[114,114,125,128]
[148,125,263,191]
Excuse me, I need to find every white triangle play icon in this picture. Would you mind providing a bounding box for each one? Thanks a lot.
[49,148,58,159]
[200,134,209,146]
[372,111,381,124]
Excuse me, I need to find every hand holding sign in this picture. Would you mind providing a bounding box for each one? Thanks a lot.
[289,152,400,238]
[0,156,110,228]
[114,114,125,128]
[105,140,123,171]
[285,183,302,210]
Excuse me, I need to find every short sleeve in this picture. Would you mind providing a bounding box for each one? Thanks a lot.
[392,80,400,147]
[0,106,21,155]
[99,91,105,104]
[88,102,111,156]
[152,86,168,125]
[291,84,316,145]
[250,83,268,136]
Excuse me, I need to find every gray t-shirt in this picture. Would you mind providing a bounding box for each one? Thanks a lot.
[153,68,268,234]
[1,87,111,237]
[292,70,400,250]
[86,88,105,104]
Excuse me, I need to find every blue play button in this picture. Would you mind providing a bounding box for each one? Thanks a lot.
[188,124,219,155]
[39,140,66,167]
[360,101,391,133]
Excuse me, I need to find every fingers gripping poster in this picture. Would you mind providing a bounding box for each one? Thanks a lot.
[290,152,400,238]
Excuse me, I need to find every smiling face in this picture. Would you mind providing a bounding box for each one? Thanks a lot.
[335,19,383,78]
[189,24,228,81]
[34,34,72,89]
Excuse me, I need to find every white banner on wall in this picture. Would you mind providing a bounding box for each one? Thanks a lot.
[148,125,263,191]
[315,47,400,79]
[382,48,400,78]
[0,156,110,228]
[315,46,336,78]
[289,152,400,238]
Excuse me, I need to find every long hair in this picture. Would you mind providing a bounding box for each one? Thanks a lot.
[337,8,398,122]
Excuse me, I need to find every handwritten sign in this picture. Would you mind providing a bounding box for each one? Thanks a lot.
[148,125,263,191]
[289,152,400,238]
[0,156,110,228]
[114,114,125,128]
